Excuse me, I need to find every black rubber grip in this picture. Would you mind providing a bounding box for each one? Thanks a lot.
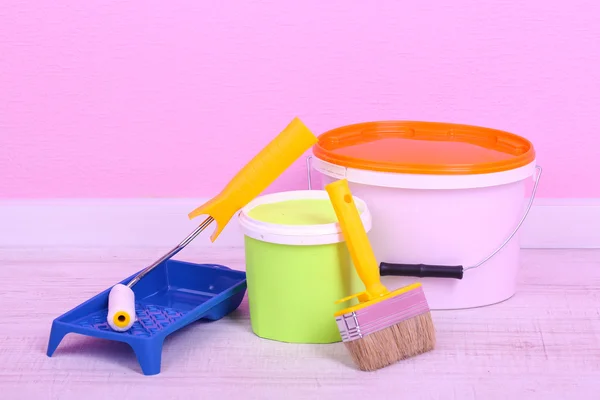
[379,262,464,279]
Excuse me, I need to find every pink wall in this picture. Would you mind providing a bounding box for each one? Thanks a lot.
[2,1,599,199]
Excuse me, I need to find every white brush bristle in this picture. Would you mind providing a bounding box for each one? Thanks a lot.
[107,283,136,332]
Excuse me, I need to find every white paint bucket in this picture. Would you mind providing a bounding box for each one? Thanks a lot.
[309,121,541,310]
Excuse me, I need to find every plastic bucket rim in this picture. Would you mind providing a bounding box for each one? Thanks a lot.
[311,156,538,190]
[238,189,372,246]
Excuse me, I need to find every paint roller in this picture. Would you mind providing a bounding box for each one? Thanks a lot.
[107,117,319,331]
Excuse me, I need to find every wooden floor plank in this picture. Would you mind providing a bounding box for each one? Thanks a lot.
[0,248,598,399]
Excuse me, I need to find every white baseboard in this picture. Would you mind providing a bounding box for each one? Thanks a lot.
[1,198,599,249]
[518,198,600,248]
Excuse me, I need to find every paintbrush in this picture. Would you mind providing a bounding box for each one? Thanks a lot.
[325,178,436,371]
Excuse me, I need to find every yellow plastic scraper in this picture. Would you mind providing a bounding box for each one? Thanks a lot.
[107,117,318,332]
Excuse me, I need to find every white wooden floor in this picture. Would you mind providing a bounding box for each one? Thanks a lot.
[0,247,599,399]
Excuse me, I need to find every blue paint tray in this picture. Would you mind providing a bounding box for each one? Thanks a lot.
[46,260,247,375]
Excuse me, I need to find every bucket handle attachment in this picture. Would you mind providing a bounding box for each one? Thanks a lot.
[306,156,543,280]
[306,155,314,190]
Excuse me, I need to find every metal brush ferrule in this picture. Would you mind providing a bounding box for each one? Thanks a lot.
[336,312,363,342]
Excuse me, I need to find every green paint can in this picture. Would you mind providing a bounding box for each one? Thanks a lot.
[237,190,371,344]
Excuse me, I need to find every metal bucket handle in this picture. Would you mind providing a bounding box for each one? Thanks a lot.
[306,155,543,279]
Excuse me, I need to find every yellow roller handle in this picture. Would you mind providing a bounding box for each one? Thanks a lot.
[325,179,389,300]
[189,117,318,242]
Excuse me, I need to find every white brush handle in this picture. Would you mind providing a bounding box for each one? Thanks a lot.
[107,284,136,332]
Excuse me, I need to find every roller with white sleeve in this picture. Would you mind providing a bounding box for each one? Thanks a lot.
[105,117,318,331]
[107,283,136,331]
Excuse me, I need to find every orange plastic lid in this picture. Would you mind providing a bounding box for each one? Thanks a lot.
[313,121,535,175]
